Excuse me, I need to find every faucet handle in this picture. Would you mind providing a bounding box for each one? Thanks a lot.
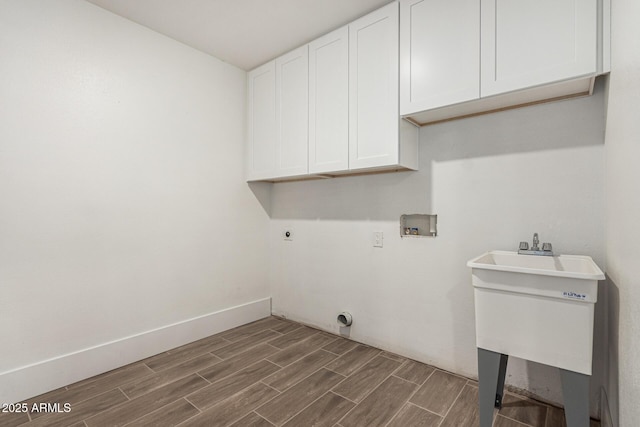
[542,242,552,252]
[519,241,529,250]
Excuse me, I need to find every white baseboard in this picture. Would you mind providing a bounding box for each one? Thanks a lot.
[0,297,271,405]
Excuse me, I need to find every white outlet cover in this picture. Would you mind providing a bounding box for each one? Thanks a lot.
[373,231,383,248]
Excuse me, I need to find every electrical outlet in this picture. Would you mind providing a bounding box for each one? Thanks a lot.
[373,231,383,248]
[283,228,294,241]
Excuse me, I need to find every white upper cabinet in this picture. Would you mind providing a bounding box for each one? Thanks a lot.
[275,45,309,178]
[246,61,276,181]
[349,2,411,171]
[400,0,480,115]
[309,27,349,174]
[247,2,418,181]
[401,0,608,124]
[481,0,598,97]
[247,47,309,181]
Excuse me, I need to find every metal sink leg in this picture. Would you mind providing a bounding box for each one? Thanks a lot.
[560,369,590,427]
[478,348,509,427]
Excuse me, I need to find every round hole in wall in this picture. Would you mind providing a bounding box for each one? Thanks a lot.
[337,312,353,327]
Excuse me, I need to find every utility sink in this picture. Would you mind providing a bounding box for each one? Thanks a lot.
[468,250,605,281]
[469,250,605,427]
[467,250,604,375]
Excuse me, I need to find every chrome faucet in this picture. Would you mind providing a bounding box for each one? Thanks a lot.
[518,233,553,256]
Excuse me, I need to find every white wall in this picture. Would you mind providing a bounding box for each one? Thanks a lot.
[604,0,640,424]
[0,0,269,403]
[270,82,606,413]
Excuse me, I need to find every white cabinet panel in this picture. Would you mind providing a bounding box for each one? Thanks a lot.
[481,0,597,97]
[247,2,418,181]
[309,27,349,174]
[246,61,276,181]
[400,0,479,114]
[349,2,400,170]
[275,45,309,177]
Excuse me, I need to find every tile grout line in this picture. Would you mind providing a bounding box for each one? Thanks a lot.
[331,353,396,419]
[249,379,287,424]
[261,349,341,392]
[78,387,140,427]
[497,412,535,427]
[396,366,437,404]
[409,401,445,418]
[254,365,348,424]
[147,342,229,374]
[172,398,202,427]
[499,390,550,427]
[435,379,469,427]
[193,390,271,427]
[87,368,158,402]
[258,380,282,394]
[213,330,286,360]
[188,359,271,399]
[332,356,415,427]
[118,386,131,401]
[266,324,304,335]
[218,324,285,348]
[323,347,383,379]
[319,337,364,356]
[266,343,283,351]
[194,351,282,386]
[264,333,337,368]
[320,342,354,356]
[182,358,284,416]
[96,360,219,414]
[381,368,439,427]
[166,336,233,354]
[212,380,283,426]
[218,320,285,343]
[252,410,276,427]
[166,337,234,356]
[118,379,211,427]
[195,371,212,384]
[174,393,210,426]
[383,403,406,427]
[30,363,158,411]
[397,369,453,423]
[379,353,407,364]
[256,345,377,426]
[330,389,358,405]
[275,390,342,427]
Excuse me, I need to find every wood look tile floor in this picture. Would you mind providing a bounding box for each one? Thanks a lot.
[0,317,601,427]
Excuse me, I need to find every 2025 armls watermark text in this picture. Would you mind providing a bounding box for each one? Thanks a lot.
[2,402,71,414]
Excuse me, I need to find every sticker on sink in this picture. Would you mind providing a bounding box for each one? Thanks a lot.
[562,291,587,300]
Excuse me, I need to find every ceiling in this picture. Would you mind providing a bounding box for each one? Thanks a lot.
[86,0,393,71]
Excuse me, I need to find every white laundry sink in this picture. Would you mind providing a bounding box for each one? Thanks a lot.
[468,250,605,280]
[467,250,604,375]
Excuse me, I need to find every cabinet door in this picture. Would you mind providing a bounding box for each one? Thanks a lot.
[309,27,349,174]
[481,0,597,97]
[400,0,479,115]
[246,61,276,181]
[275,45,309,178]
[349,2,399,170]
